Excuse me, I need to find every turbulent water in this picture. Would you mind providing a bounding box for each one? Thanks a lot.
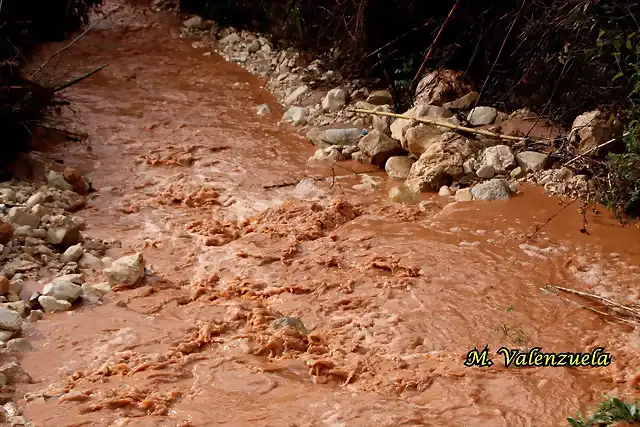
[15,2,640,426]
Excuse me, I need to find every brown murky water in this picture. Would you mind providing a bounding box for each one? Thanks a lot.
[14,3,640,426]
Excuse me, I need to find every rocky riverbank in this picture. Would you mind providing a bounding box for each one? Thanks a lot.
[177,10,620,206]
[0,159,152,424]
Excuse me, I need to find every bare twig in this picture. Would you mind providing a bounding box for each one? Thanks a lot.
[352,108,541,143]
[470,0,526,118]
[53,64,108,93]
[30,5,123,79]
[525,198,577,240]
[563,132,628,167]
[410,0,461,97]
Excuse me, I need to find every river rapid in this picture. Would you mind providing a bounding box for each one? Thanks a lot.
[14,2,640,426]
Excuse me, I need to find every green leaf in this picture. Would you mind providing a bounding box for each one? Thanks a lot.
[567,417,584,427]
[613,72,625,81]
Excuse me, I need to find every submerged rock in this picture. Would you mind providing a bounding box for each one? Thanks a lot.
[470,179,512,200]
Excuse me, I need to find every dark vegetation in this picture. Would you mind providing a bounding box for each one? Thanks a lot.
[0,0,102,175]
[180,0,640,219]
[568,396,640,426]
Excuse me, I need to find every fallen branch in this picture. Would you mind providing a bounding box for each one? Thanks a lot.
[540,286,638,326]
[410,0,461,97]
[53,64,108,93]
[30,5,123,79]
[351,108,537,143]
[547,284,640,318]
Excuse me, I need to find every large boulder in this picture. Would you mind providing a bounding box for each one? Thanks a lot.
[515,151,549,172]
[385,156,415,180]
[482,145,516,174]
[281,107,308,126]
[0,308,23,332]
[8,207,40,229]
[321,88,347,112]
[471,179,512,200]
[569,109,620,156]
[404,133,478,192]
[103,253,146,287]
[390,104,454,146]
[404,125,446,157]
[467,107,498,126]
[414,69,475,106]
[42,278,83,303]
[357,130,405,167]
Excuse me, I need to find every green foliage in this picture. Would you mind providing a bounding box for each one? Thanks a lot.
[568,397,640,426]
[595,14,640,219]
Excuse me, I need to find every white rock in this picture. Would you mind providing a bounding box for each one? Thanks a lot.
[0,308,23,332]
[6,338,32,352]
[8,208,40,229]
[372,105,393,135]
[321,88,346,112]
[570,109,620,156]
[0,189,16,204]
[281,107,308,126]
[103,253,146,287]
[482,145,516,174]
[30,204,49,218]
[515,151,549,172]
[385,156,415,180]
[61,244,84,263]
[256,104,270,116]
[467,106,497,126]
[510,166,526,179]
[47,170,73,191]
[42,279,82,303]
[220,33,241,45]
[470,179,512,200]
[439,186,453,196]
[284,85,309,105]
[443,92,479,110]
[183,16,203,28]
[38,296,72,313]
[454,188,473,202]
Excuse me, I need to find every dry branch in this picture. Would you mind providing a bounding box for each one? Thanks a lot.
[541,286,639,326]
[30,5,122,79]
[54,64,108,92]
[351,108,539,143]
[547,284,640,318]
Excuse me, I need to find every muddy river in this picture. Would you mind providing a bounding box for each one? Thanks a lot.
[13,2,640,426]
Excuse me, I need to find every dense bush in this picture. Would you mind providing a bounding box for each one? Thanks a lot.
[0,0,102,174]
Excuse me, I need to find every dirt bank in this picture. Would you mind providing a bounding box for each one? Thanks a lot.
[4,2,640,426]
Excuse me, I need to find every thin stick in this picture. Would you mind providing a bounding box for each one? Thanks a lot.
[540,287,638,325]
[563,133,628,167]
[525,198,577,240]
[547,284,640,317]
[410,0,460,97]
[30,5,123,79]
[53,64,108,93]
[352,108,534,143]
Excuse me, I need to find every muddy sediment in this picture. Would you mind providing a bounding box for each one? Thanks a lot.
[4,2,640,426]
